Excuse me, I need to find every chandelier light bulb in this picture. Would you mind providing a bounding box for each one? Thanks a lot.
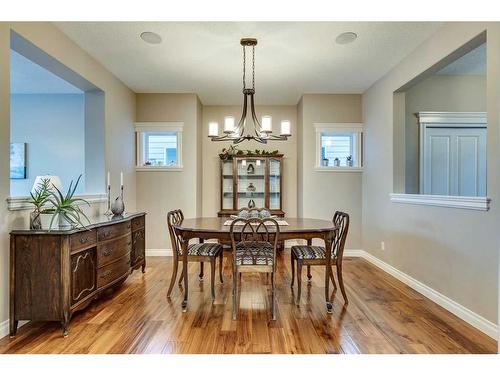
[208,122,219,137]
[280,120,291,136]
[224,116,235,134]
[261,116,272,133]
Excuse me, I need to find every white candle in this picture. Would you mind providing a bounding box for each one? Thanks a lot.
[208,122,219,137]
[280,120,291,136]
[120,172,123,187]
[224,116,235,134]
[107,172,110,188]
[261,116,272,133]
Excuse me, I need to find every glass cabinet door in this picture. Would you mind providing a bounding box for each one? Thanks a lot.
[236,158,265,209]
[221,160,234,210]
[268,158,281,210]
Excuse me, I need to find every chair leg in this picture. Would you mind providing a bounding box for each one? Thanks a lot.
[232,267,238,320]
[199,262,204,281]
[307,265,312,283]
[290,252,295,287]
[219,252,224,283]
[271,272,276,320]
[178,271,183,286]
[210,258,216,301]
[296,260,302,306]
[330,266,337,291]
[167,260,178,297]
[336,262,348,304]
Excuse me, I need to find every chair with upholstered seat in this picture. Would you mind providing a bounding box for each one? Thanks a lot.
[230,217,280,320]
[166,209,224,300]
[290,211,350,306]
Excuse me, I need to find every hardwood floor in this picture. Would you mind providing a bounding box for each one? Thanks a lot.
[0,252,496,354]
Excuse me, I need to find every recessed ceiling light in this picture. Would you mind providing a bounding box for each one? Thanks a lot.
[140,31,162,45]
[335,32,357,45]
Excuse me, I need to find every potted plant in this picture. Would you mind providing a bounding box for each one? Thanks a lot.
[322,157,329,167]
[47,175,91,230]
[346,155,353,167]
[334,157,340,167]
[29,178,52,230]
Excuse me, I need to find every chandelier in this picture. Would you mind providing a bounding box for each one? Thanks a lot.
[208,38,291,144]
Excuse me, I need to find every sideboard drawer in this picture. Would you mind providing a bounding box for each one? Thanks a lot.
[70,230,97,251]
[131,215,145,232]
[97,234,131,267]
[97,221,131,242]
[97,254,130,288]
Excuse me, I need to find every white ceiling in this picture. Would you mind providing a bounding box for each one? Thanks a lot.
[10,49,82,94]
[436,43,486,76]
[54,22,442,105]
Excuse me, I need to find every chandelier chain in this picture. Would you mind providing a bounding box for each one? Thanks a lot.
[242,45,246,90]
[252,45,255,90]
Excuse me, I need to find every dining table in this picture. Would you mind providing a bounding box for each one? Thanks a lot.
[174,217,338,313]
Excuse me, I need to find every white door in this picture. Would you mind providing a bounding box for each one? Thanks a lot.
[422,126,486,196]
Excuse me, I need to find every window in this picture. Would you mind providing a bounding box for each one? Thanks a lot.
[135,122,183,170]
[315,123,363,170]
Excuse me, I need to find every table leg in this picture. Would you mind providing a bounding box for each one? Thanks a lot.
[181,238,189,311]
[325,235,333,314]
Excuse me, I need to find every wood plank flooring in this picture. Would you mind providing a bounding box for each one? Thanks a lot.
[0,252,496,354]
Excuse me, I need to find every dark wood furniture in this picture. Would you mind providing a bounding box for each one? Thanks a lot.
[230,218,280,320]
[291,211,349,306]
[174,217,337,313]
[219,155,284,217]
[9,212,146,337]
[167,209,223,300]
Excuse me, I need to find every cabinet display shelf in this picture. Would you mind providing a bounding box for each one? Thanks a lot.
[219,155,284,217]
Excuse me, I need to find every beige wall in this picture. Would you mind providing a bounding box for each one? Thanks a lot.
[201,105,298,217]
[362,23,499,324]
[404,74,487,193]
[135,93,202,249]
[0,22,136,328]
[298,94,363,249]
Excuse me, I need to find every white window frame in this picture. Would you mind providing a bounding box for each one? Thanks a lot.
[135,122,183,171]
[314,123,363,172]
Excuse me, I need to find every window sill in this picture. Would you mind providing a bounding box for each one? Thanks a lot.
[7,193,107,211]
[389,193,490,211]
[135,166,183,172]
[314,166,363,173]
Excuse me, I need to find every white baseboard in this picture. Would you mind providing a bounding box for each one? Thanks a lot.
[146,249,172,256]
[0,320,27,340]
[346,250,498,340]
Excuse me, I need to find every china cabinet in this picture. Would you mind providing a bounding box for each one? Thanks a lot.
[219,155,284,216]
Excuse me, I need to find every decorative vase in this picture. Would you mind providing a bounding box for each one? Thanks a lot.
[111,187,125,216]
[58,214,73,229]
[334,158,340,167]
[40,213,53,230]
[322,158,329,167]
[30,210,42,230]
[248,199,256,208]
[347,159,353,167]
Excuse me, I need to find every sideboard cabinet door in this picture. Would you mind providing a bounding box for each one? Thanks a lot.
[70,248,97,305]
[131,229,145,268]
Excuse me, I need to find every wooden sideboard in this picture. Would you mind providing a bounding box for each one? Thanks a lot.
[9,212,146,337]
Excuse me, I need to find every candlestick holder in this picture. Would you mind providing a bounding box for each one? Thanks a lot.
[104,185,113,216]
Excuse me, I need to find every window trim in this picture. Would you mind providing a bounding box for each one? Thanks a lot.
[314,123,363,170]
[135,122,183,170]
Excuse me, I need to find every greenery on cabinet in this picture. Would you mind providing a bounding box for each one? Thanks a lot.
[218,145,280,160]
[29,178,53,229]
[47,174,91,230]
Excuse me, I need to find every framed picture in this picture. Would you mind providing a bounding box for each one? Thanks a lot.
[10,143,27,179]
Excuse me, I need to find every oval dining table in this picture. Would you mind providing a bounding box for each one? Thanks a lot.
[174,217,338,313]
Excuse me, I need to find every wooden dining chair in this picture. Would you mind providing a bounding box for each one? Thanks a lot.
[166,209,224,300]
[290,211,350,306]
[230,217,280,320]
